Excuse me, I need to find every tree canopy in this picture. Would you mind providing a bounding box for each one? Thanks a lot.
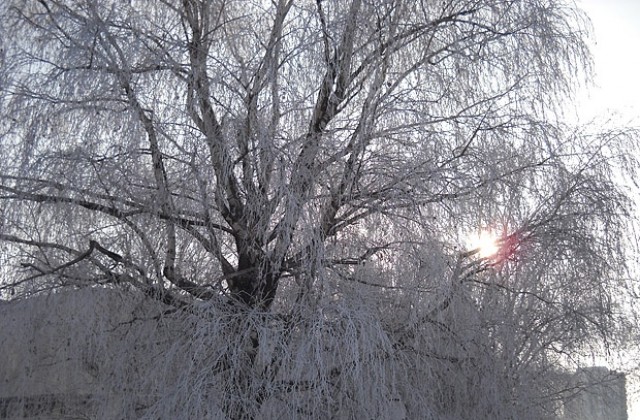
[0,0,638,419]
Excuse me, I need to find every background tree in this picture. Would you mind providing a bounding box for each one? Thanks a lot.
[0,0,638,419]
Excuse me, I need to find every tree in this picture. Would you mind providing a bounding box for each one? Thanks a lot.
[0,0,637,419]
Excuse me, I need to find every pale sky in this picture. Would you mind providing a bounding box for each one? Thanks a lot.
[577,0,640,124]
[578,1,640,418]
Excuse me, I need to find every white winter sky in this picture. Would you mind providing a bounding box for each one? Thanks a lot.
[577,0,640,418]
[576,0,640,125]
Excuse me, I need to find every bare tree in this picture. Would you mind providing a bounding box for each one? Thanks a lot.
[0,0,637,419]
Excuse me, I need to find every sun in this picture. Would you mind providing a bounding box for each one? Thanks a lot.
[468,231,499,259]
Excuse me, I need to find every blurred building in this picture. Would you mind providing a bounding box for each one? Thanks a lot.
[0,290,630,419]
[563,366,628,420]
